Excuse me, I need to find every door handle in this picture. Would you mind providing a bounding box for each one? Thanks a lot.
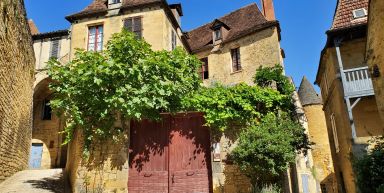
[172,173,175,183]
[186,171,195,176]
[144,173,152,177]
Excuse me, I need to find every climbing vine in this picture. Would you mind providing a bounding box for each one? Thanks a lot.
[47,30,201,153]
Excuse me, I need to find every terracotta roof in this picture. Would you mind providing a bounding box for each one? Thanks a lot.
[330,0,369,31]
[186,3,278,53]
[298,76,322,106]
[28,19,39,35]
[66,0,162,21]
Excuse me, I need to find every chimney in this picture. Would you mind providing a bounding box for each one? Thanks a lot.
[261,0,275,21]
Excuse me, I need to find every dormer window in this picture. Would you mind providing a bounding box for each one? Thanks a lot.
[110,0,121,4]
[352,8,367,19]
[214,29,222,41]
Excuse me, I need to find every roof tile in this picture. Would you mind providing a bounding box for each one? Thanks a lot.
[331,0,369,30]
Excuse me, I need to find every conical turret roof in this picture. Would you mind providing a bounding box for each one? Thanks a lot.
[298,76,322,106]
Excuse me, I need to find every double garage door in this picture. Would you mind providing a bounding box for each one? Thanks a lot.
[129,113,212,193]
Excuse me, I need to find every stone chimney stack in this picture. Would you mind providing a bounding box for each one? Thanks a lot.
[261,0,276,21]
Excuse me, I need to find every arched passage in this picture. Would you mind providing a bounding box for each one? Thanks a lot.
[31,77,67,169]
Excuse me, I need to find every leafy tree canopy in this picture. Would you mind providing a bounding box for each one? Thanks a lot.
[47,30,201,151]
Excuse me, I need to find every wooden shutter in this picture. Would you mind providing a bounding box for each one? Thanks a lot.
[231,48,241,72]
[171,31,176,50]
[124,18,133,31]
[50,39,60,59]
[133,17,142,38]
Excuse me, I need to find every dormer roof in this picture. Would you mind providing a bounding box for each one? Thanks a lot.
[210,19,230,30]
[187,3,278,53]
[298,76,322,106]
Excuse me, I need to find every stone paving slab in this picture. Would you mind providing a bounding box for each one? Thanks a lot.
[0,169,70,193]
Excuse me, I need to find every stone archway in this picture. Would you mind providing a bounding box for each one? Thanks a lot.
[31,76,67,169]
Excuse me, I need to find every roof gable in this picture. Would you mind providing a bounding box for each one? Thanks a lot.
[187,3,277,53]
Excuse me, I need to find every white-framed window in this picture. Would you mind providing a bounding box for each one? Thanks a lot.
[109,0,120,4]
[88,25,103,51]
[352,8,367,19]
[330,113,340,153]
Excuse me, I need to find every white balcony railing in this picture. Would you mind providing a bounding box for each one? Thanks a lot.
[343,66,375,97]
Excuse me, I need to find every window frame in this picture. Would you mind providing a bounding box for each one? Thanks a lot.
[231,47,241,72]
[171,30,177,50]
[49,38,60,59]
[123,16,143,38]
[330,113,339,153]
[214,29,222,41]
[87,25,104,51]
[200,57,209,80]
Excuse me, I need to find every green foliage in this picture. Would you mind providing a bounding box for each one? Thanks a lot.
[353,136,384,193]
[47,30,201,152]
[184,65,310,186]
[182,83,286,132]
[230,113,308,185]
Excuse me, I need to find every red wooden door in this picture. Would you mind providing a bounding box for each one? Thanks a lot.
[128,113,212,193]
[129,117,170,193]
[169,113,212,193]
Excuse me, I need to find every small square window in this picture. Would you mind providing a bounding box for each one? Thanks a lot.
[352,8,367,19]
[42,99,52,120]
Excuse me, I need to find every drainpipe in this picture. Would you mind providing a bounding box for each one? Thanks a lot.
[38,39,43,69]
[334,38,357,139]
[68,24,73,62]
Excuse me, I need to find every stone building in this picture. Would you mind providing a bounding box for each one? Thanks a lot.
[295,77,336,193]
[0,0,35,181]
[366,0,384,123]
[31,28,71,169]
[316,0,384,192]
[186,2,285,192]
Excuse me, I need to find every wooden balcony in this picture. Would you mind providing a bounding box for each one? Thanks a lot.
[343,66,375,98]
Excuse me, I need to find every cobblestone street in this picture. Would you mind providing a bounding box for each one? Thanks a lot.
[0,169,69,193]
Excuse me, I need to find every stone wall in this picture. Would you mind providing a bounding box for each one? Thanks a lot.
[318,38,384,193]
[0,0,35,181]
[66,129,129,193]
[367,0,384,123]
[70,5,184,60]
[196,27,283,86]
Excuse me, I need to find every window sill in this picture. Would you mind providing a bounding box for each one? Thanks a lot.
[230,70,242,75]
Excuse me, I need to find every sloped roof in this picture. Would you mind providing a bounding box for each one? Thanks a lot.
[298,76,322,106]
[66,0,162,21]
[28,19,39,35]
[330,0,369,31]
[32,30,69,40]
[186,3,278,53]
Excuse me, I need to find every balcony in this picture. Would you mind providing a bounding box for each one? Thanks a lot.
[343,66,375,98]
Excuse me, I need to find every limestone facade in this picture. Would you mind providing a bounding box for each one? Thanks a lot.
[0,0,35,181]
[367,0,384,123]
[31,30,71,169]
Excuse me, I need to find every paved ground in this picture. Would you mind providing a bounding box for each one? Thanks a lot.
[0,169,70,193]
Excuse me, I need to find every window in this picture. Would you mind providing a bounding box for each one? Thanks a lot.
[200,57,209,80]
[124,17,142,38]
[231,48,241,72]
[171,30,177,50]
[110,0,120,4]
[50,39,60,59]
[352,8,367,19]
[214,29,222,41]
[330,113,339,152]
[88,25,103,51]
[42,99,52,120]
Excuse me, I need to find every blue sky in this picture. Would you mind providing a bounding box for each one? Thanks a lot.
[25,0,337,90]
